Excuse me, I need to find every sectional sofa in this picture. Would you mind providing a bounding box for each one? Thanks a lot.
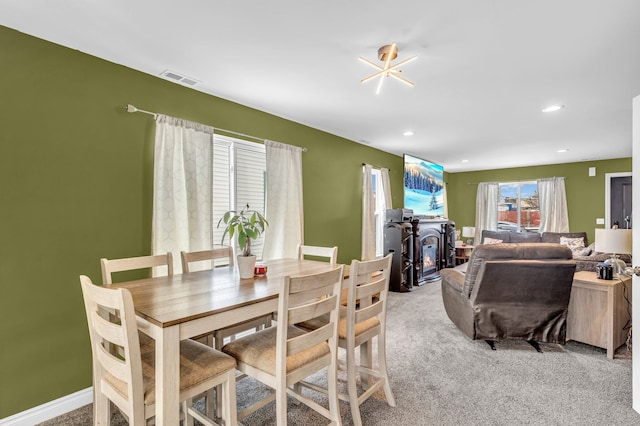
[480,230,632,273]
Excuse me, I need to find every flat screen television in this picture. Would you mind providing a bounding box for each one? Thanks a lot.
[403,154,445,218]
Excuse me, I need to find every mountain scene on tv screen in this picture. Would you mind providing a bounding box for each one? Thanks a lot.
[405,161,444,216]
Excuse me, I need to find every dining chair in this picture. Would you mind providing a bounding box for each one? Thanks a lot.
[222,265,344,425]
[100,253,174,353]
[297,254,395,426]
[180,247,273,418]
[181,246,234,273]
[297,244,338,265]
[79,275,238,426]
[100,252,174,285]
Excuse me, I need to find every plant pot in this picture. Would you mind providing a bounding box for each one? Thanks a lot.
[237,255,257,279]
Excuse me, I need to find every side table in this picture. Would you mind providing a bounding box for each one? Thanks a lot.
[566,271,632,359]
[454,241,474,265]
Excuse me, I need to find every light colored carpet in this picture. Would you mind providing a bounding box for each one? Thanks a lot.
[40,280,639,425]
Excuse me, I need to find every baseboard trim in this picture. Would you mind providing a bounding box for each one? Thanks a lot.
[0,387,92,426]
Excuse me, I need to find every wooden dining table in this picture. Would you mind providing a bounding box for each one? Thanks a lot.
[108,257,339,425]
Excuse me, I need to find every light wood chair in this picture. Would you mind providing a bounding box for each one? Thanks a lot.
[297,244,338,265]
[180,247,273,418]
[79,275,237,426]
[222,265,344,425]
[339,254,395,426]
[100,252,174,285]
[100,253,174,353]
[181,246,234,273]
[297,254,395,426]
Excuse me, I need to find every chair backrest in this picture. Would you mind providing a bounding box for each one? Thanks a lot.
[80,275,144,421]
[181,246,234,273]
[276,265,344,376]
[100,253,173,284]
[345,254,393,340]
[463,243,574,298]
[297,244,338,265]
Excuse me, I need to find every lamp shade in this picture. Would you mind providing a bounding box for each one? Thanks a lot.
[595,228,632,254]
[462,226,476,238]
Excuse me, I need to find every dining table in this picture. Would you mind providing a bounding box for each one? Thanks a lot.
[108,257,340,425]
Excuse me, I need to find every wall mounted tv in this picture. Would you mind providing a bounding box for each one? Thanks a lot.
[403,154,445,218]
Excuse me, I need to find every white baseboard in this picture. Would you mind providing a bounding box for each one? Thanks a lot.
[0,387,92,426]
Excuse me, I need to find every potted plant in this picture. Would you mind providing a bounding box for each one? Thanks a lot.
[217,203,269,279]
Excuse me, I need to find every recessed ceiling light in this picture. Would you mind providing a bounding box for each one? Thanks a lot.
[542,105,565,113]
[403,131,414,136]
[557,149,568,153]
[461,159,469,163]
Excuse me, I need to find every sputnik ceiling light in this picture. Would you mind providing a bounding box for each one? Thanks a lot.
[359,42,417,94]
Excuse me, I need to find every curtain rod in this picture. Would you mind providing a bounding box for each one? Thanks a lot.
[466,177,566,185]
[362,162,391,171]
[126,104,307,152]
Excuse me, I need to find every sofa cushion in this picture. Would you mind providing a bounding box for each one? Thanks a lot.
[541,231,589,246]
[481,230,512,243]
[483,237,503,244]
[510,232,542,243]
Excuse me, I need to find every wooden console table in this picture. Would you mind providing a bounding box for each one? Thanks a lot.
[566,271,632,359]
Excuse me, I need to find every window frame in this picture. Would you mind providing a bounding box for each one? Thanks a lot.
[497,180,540,232]
[212,135,267,261]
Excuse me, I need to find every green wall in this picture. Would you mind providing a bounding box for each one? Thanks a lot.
[1,24,632,419]
[0,26,403,418]
[446,158,632,244]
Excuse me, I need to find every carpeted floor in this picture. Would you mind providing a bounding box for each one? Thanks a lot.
[40,279,639,425]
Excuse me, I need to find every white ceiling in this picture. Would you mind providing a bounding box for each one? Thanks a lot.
[2,0,640,172]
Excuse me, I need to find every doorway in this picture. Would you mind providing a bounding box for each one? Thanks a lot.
[606,172,632,229]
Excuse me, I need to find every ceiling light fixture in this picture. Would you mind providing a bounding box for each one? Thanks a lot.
[557,149,569,153]
[542,105,565,113]
[461,159,469,163]
[403,130,414,136]
[359,43,417,94]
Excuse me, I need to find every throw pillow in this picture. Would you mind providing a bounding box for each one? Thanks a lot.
[560,236,585,249]
[560,236,587,258]
[483,237,503,244]
[572,246,592,257]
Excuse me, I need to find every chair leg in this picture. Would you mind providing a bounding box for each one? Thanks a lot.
[359,340,373,390]
[378,330,396,407]
[94,391,110,426]
[276,379,288,426]
[221,371,238,426]
[214,335,225,419]
[327,350,342,425]
[347,345,363,426]
[183,400,194,426]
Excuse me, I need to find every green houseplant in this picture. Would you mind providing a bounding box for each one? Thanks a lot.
[217,204,268,278]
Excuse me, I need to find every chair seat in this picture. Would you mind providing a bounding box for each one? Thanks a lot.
[222,325,329,375]
[104,339,236,404]
[298,313,379,340]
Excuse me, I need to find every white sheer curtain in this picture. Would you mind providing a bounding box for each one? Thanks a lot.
[538,177,569,232]
[381,168,392,210]
[262,140,304,261]
[362,164,376,260]
[152,115,214,273]
[475,182,499,243]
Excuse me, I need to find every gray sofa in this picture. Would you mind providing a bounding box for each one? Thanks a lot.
[440,243,576,344]
[480,230,631,272]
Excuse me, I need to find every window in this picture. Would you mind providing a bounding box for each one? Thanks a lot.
[213,136,266,260]
[371,168,387,257]
[498,181,540,232]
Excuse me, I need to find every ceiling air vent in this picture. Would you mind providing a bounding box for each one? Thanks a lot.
[160,70,199,86]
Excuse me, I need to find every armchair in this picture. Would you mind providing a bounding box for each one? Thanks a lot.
[440,243,576,346]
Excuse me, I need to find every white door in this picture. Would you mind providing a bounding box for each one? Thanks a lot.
[633,94,640,413]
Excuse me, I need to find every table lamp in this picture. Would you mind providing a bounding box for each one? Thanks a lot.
[595,228,632,274]
[462,226,476,245]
